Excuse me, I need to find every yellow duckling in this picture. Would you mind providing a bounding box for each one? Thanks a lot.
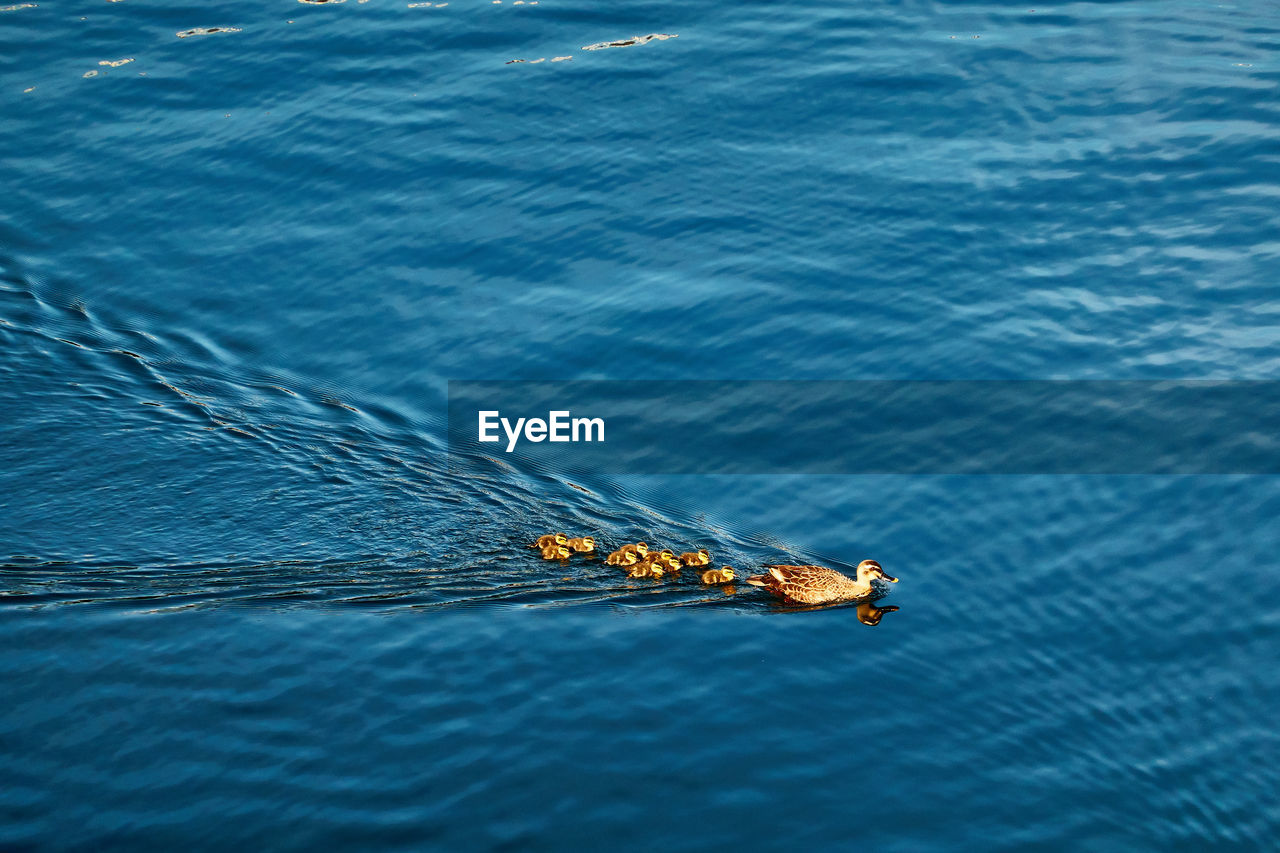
[531,533,569,550]
[540,543,571,560]
[650,549,675,563]
[627,562,664,579]
[606,548,641,566]
[680,549,711,567]
[702,567,736,584]
[606,545,637,563]
[608,542,648,563]
[640,553,681,572]
[567,536,596,554]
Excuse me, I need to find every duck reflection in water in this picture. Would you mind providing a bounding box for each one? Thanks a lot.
[765,599,900,625]
[856,601,899,626]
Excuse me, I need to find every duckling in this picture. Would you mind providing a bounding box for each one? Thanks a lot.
[567,536,596,554]
[605,548,641,566]
[680,549,712,567]
[540,543,572,560]
[608,542,648,562]
[633,550,678,571]
[628,552,666,573]
[627,562,664,579]
[530,533,569,550]
[745,559,897,605]
[701,567,736,584]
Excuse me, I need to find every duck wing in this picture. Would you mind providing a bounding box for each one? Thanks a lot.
[747,565,848,603]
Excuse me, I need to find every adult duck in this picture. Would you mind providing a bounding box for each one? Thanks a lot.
[745,560,897,605]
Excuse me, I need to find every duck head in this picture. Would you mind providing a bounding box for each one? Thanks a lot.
[856,559,897,584]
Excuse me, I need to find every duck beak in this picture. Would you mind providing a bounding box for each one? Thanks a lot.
[881,572,899,583]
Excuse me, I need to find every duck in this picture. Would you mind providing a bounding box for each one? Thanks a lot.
[606,547,641,566]
[531,533,569,550]
[567,536,596,554]
[540,543,572,560]
[607,542,649,564]
[627,562,664,579]
[745,560,897,605]
[701,567,735,584]
[680,549,711,567]
[606,549,639,566]
[633,550,676,571]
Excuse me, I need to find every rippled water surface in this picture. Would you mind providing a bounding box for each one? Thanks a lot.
[3,0,1279,848]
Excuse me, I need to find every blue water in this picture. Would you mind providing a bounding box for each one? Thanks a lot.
[3,0,1279,848]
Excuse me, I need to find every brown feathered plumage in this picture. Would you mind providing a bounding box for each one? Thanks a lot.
[745,560,896,605]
